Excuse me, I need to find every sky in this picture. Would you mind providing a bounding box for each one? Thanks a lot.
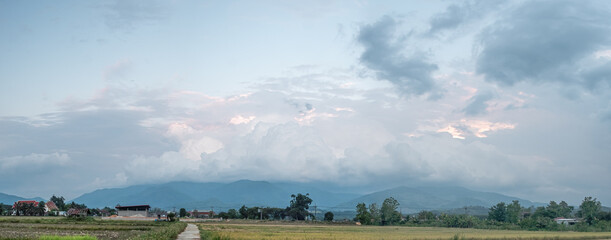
[1,0,610,206]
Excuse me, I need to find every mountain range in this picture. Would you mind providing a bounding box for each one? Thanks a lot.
[0,192,45,205]
[62,180,544,213]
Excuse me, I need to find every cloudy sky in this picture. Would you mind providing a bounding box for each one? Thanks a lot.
[1,0,610,205]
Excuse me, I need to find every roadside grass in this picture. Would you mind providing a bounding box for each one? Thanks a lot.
[0,217,187,240]
[198,222,611,240]
[38,236,97,240]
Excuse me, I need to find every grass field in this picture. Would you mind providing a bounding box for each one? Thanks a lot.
[198,222,611,240]
[0,216,186,240]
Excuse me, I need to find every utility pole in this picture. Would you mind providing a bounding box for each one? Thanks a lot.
[314,205,317,221]
[211,206,214,218]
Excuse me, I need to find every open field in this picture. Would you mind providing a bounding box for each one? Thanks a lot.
[0,217,186,240]
[198,222,611,240]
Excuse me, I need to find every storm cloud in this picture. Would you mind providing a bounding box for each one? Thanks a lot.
[358,16,439,97]
[476,0,611,87]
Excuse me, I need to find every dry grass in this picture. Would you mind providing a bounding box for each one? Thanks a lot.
[198,222,611,240]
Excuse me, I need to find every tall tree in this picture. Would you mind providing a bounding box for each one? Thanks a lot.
[578,196,601,224]
[355,203,371,225]
[287,193,312,220]
[369,203,381,225]
[324,211,334,222]
[37,201,46,216]
[239,205,248,219]
[179,208,187,217]
[488,202,507,222]
[380,197,401,225]
[50,195,66,211]
[506,200,522,224]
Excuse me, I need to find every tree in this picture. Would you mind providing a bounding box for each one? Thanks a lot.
[239,205,248,219]
[369,203,381,225]
[355,203,371,225]
[380,197,401,225]
[417,211,435,222]
[287,193,313,220]
[227,209,239,219]
[167,212,177,222]
[65,201,86,210]
[557,201,574,218]
[50,195,66,211]
[488,202,507,222]
[179,208,187,218]
[324,211,334,221]
[102,206,117,216]
[37,201,46,216]
[577,196,601,224]
[506,200,522,224]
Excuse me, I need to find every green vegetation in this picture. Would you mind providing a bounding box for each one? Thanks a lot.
[217,193,314,221]
[38,236,97,240]
[344,195,611,235]
[324,211,334,222]
[0,217,186,240]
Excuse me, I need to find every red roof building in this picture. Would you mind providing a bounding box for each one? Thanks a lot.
[13,200,39,209]
[45,201,59,212]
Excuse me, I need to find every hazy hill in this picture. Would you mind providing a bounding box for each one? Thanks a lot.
[71,180,545,212]
[0,192,45,205]
[336,186,544,213]
[72,180,344,210]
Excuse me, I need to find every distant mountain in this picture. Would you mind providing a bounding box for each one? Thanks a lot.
[0,192,45,205]
[336,186,544,213]
[71,180,545,213]
[72,180,355,210]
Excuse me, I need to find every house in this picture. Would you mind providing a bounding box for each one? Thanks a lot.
[554,217,578,225]
[45,201,59,212]
[115,204,151,217]
[67,208,89,217]
[188,209,214,218]
[13,200,39,209]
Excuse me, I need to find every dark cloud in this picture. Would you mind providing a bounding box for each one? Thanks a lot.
[358,16,439,97]
[476,0,611,86]
[463,92,494,116]
[428,0,505,35]
[581,60,611,91]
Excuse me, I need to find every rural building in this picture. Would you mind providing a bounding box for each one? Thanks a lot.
[554,218,578,225]
[12,200,39,215]
[45,201,59,212]
[67,208,89,217]
[115,204,151,217]
[13,200,39,208]
[188,210,214,218]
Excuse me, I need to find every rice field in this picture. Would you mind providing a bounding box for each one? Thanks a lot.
[198,222,611,240]
[0,216,186,240]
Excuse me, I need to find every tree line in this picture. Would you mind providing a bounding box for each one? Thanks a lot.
[212,193,334,221]
[354,196,611,232]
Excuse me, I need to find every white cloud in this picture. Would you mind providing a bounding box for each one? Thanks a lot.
[229,115,256,125]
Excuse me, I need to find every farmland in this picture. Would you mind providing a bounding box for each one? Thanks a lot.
[0,217,186,240]
[198,221,611,240]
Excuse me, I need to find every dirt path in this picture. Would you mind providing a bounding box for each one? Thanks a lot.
[176,223,200,240]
